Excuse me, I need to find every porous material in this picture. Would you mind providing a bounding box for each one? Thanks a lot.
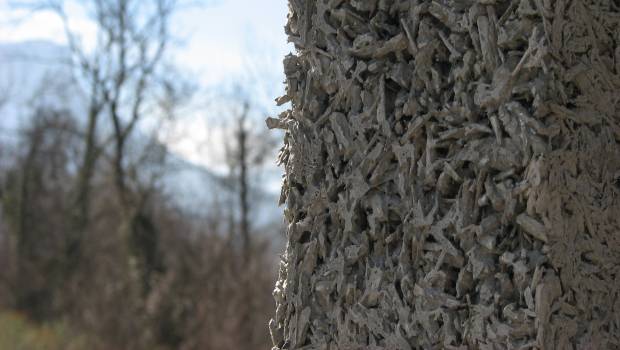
[269,1,620,349]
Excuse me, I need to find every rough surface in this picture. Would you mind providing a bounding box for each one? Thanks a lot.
[269,1,620,349]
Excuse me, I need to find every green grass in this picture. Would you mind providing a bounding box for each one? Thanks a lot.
[0,311,91,350]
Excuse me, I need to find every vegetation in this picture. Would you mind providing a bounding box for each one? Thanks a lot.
[0,311,93,350]
[0,0,281,349]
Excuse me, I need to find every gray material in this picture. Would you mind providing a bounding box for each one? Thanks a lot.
[270,1,620,349]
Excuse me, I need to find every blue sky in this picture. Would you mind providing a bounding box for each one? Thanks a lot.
[0,0,292,179]
[0,0,291,89]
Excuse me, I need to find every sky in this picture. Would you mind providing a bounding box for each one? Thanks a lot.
[0,0,292,181]
[0,0,291,89]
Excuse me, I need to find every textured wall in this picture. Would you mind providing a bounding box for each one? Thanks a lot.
[269,1,620,349]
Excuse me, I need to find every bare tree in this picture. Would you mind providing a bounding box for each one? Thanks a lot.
[1,108,78,319]
[16,0,187,292]
[206,90,276,348]
[233,102,251,260]
[222,98,277,259]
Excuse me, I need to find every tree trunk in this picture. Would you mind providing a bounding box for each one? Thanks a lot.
[270,1,620,349]
[236,102,255,348]
[237,103,251,262]
[67,101,100,272]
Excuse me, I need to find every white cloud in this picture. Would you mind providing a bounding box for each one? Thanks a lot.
[0,2,96,49]
[0,0,291,183]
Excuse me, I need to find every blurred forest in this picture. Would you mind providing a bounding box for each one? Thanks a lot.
[0,0,284,349]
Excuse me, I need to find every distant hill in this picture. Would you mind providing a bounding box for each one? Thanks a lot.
[0,41,84,132]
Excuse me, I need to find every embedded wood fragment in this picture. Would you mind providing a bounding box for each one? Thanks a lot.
[516,213,548,243]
